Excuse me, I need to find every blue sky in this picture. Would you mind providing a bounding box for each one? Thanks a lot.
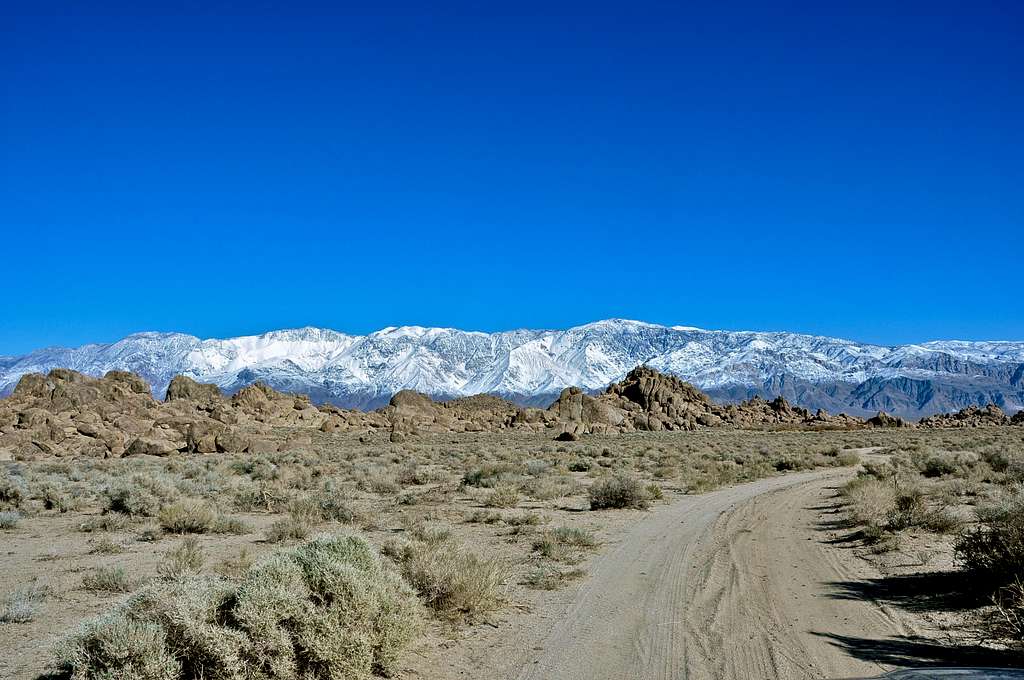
[2,1,1021,354]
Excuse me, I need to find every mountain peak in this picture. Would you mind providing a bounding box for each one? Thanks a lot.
[1,321,1022,417]
[577,318,659,330]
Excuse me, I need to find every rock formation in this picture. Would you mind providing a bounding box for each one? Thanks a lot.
[383,391,536,436]
[2,365,1019,459]
[721,396,863,429]
[918,404,1010,428]
[547,368,718,434]
[0,369,384,461]
[866,411,912,428]
[164,375,223,405]
[544,367,865,434]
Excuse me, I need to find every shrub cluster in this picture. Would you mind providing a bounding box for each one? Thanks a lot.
[588,474,651,510]
[81,566,134,594]
[104,475,178,517]
[1,584,47,623]
[0,472,29,509]
[57,534,422,680]
[840,463,964,548]
[484,484,520,509]
[532,526,597,562]
[384,537,508,620]
[158,499,249,535]
[954,487,1024,643]
[954,489,1024,583]
[0,510,21,530]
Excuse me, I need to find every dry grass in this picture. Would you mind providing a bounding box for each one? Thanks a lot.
[0,510,21,530]
[955,487,1024,583]
[157,537,204,580]
[523,564,587,590]
[1,425,970,677]
[532,526,598,563]
[157,500,216,534]
[1,584,47,623]
[265,513,314,543]
[833,428,1024,646]
[385,537,510,620]
[157,499,250,535]
[484,484,521,509]
[81,566,134,593]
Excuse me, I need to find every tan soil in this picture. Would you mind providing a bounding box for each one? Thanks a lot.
[414,466,930,680]
[4,436,1009,680]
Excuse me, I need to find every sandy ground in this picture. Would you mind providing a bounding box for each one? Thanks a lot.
[0,513,281,680]
[415,466,941,680]
[7,447,1010,680]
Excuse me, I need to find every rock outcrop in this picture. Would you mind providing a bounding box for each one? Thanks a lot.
[0,369,385,460]
[544,366,866,435]
[3,365,1020,459]
[722,396,862,428]
[866,411,912,428]
[918,404,1010,428]
[547,368,720,434]
[165,375,223,405]
[383,391,537,436]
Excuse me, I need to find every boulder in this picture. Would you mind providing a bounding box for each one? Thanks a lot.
[186,420,225,453]
[12,373,55,399]
[102,370,152,395]
[49,382,103,412]
[18,408,53,428]
[215,431,251,453]
[75,418,102,438]
[111,414,154,436]
[552,387,585,422]
[231,382,280,412]
[165,375,223,404]
[387,391,440,430]
[320,415,345,432]
[63,438,113,458]
[210,406,239,425]
[125,436,180,456]
[247,438,281,455]
[31,439,59,456]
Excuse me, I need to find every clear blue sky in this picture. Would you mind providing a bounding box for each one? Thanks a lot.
[2,1,1021,355]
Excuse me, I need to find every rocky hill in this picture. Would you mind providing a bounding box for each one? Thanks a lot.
[0,370,338,461]
[2,367,1021,460]
[546,366,865,435]
[918,404,1011,428]
[2,320,1023,419]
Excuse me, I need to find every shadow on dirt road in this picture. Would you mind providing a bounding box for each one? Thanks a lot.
[812,632,1023,668]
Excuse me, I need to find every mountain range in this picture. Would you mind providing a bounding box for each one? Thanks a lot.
[2,319,1022,418]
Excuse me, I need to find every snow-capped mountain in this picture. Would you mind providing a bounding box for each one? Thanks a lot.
[2,320,1023,417]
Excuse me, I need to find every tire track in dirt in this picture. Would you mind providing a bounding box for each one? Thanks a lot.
[507,468,912,680]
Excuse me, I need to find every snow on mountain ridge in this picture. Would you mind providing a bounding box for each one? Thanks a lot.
[2,321,1023,417]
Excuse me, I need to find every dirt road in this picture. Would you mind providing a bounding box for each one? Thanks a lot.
[445,468,916,680]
